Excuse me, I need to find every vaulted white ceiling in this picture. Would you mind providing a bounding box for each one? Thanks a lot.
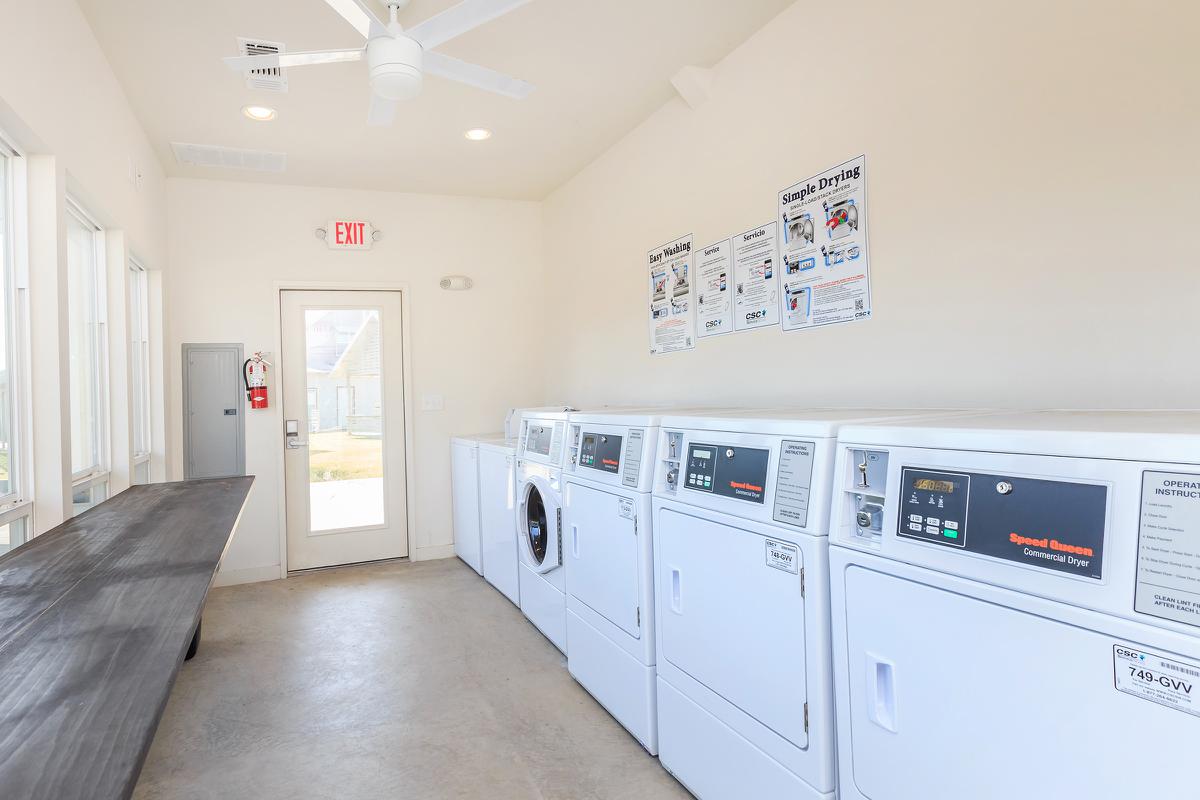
[78,0,793,199]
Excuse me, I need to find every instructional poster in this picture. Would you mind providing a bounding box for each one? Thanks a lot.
[648,234,695,355]
[695,238,734,339]
[778,155,872,331]
[732,222,780,331]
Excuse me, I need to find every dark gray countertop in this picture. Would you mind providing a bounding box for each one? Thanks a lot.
[0,476,254,800]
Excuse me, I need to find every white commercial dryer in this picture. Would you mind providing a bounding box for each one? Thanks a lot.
[516,410,573,652]
[828,411,1200,800]
[651,408,966,800]
[561,408,680,754]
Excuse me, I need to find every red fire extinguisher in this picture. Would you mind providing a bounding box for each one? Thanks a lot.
[243,352,271,409]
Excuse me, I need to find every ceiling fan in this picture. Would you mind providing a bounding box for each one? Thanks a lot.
[223,0,534,126]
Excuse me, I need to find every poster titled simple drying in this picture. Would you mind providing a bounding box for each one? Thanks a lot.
[648,233,696,355]
[777,155,872,332]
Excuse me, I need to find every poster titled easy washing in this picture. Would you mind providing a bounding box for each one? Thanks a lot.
[648,234,696,355]
[777,155,872,331]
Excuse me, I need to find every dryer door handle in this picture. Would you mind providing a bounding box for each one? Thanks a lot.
[571,525,580,559]
[866,653,898,733]
[670,568,682,614]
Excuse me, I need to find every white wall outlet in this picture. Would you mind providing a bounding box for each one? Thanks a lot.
[421,393,445,411]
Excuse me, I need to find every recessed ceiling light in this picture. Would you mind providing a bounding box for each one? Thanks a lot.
[464,128,492,141]
[243,105,277,122]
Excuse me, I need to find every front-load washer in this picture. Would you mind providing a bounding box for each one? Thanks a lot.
[828,410,1200,800]
[561,408,685,754]
[451,433,502,574]
[516,411,572,652]
[651,408,969,800]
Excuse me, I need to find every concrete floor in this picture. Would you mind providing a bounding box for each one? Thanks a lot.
[134,558,692,800]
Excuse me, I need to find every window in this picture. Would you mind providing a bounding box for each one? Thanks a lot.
[307,387,319,432]
[0,132,31,549]
[129,259,151,484]
[66,201,108,502]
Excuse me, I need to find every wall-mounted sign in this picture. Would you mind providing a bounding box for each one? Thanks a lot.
[648,233,696,355]
[325,220,375,250]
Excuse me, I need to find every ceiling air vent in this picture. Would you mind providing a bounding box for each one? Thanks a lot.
[236,37,288,92]
[171,142,288,174]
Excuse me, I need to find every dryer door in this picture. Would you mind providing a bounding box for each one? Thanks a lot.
[519,475,561,575]
[564,481,641,638]
[657,506,809,749]
[841,565,1199,799]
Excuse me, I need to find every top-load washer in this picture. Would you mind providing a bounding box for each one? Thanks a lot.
[516,410,572,652]
[828,410,1200,800]
[478,435,520,604]
[451,433,503,574]
[651,408,969,800]
[561,408,685,754]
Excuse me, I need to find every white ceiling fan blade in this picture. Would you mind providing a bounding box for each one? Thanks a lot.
[368,93,399,127]
[423,51,533,99]
[223,49,364,72]
[406,0,532,50]
[324,0,390,40]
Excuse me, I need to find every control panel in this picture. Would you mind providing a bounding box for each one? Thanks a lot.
[895,467,1108,579]
[580,431,623,473]
[522,419,564,465]
[683,443,769,504]
[839,448,890,546]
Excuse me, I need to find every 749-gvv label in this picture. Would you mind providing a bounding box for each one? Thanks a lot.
[1113,645,1200,717]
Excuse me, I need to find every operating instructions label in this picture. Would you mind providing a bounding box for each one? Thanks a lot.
[1136,471,1200,628]
[772,440,817,528]
[1114,644,1200,717]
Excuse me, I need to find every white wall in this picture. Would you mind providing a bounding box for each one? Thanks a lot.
[0,0,168,531]
[542,0,1200,410]
[166,179,545,583]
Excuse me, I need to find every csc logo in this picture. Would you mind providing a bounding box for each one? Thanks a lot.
[705,320,723,329]
[746,309,768,321]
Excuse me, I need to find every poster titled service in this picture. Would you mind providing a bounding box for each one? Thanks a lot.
[648,234,696,355]
[777,155,872,332]
[695,238,734,338]
[732,222,780,331]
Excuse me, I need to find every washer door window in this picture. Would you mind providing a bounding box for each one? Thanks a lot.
[525,483,549,565]
[520,476,561,574]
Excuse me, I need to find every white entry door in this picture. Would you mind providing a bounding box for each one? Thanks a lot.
[281,290,408,570]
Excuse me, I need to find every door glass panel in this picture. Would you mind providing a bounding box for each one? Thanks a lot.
[0,516,26,555]
[305,309,385,532]
[525,484,547,564]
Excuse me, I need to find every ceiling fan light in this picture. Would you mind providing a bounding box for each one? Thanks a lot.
[464,128,492,141]
[368,35,423,101]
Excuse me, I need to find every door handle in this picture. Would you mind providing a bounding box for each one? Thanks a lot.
[670,568,682,614]
[866,653,898,733]
[571,525,580,559]
[287,439,309,449]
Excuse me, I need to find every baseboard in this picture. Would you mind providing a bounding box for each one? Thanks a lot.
[414,544,455,562]
[213,563,282,587]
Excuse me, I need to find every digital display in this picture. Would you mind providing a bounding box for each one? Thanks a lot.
[913,478,956,493]
[694,449,712,459]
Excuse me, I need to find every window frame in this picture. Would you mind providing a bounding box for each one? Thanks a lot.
[128,258,151,466]
[0,129,33,528]
[65,198,110,489]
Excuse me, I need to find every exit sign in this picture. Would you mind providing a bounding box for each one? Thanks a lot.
[326,220,375,250]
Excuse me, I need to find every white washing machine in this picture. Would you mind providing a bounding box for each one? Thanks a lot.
[561,409,674,753]
[479,436,520,605]
[828,411,1200,800]
[451,433,502,575]
[651,408,968,800]
[516,411,572,652]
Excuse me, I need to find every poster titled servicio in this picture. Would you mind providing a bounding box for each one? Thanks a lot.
[696,238,734,339]
[732,222,780,331]
[777,155,872,331]
[648,234,696,355]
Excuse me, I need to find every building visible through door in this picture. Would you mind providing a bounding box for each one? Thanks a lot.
[281,290,408,571]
